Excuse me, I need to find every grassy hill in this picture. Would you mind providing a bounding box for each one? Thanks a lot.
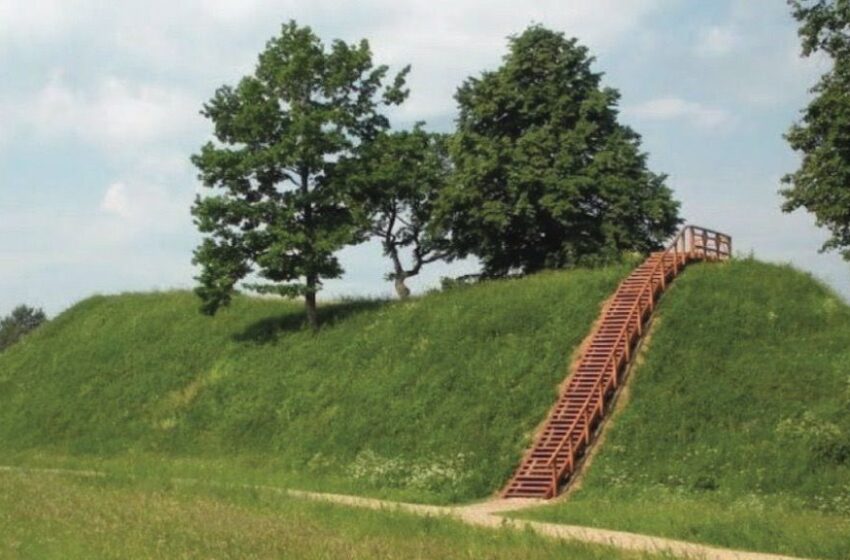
[4,257,850,558]
[0,266,627,503]
[518,259,850,559]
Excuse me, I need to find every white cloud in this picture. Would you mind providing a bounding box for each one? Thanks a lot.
[30,72,201,148]
[727,42,827,108]
[3,0,666,124]
[0,108,8,146]
[694,25,739,58]
[0,186,190,274]
[99,180,192,232]
[202,0,272,23]
[683,5,829,109]
[626,96,733,130]
[100,182,133,220]
[0,0,87,46]
[366,0,667,122]
[0,205,198,316]
[30,71,77,132]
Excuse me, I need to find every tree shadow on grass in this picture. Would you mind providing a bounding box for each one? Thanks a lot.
[234,298,391,344]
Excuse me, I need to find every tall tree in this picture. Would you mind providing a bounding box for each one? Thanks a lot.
[783,1,850,260]
[437,25,680,277]
[349,126,451,298]
[191,21,409,329]
[0,305,47,352]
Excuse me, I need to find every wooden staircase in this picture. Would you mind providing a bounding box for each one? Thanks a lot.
[502,225,732,499]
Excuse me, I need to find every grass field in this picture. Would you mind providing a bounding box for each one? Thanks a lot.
[0,469,660,560]
[0,266,627,503]
[516,259,850,559]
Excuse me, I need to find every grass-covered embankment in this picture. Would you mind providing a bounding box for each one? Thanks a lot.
[0,267,627,503]
[517,260,850,559]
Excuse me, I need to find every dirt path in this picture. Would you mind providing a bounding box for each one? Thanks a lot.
[0,465,808,560]
[282,492,806,560]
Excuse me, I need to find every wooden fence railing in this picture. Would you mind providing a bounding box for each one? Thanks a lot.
[502,225,732,499]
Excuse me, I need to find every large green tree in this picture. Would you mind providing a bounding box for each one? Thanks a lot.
[348,125,451,298]
[437,25,680,277]
[191,21,409,329]
[783,0,850,260]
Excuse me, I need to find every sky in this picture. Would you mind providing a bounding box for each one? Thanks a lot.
[1,0,848,317]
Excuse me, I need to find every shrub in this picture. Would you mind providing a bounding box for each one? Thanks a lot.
[0,305,47,352]
[776,412,850,465]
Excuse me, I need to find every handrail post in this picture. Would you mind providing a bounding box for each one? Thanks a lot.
[612,356,619,388]
[623,332,630,363]
[636,306,642,335]
[584,409,590,444]
[673,241,679,274]
[688,226,692,258]
[678,234,684,265]
[646,282,655,309]
[551,462,557,498]
[598,380,605,415]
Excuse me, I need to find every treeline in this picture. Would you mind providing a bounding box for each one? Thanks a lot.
[191,22,681,329]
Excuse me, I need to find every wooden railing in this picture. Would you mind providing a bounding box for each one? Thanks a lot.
[669,225,732,264]
[538,225,731,498]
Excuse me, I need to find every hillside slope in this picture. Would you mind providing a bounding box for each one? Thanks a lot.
[519,259,850,559]
[0,267,627,503]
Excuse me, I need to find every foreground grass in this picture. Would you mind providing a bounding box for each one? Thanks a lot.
[0,267,627,503]
[0,470,658,560]
[517,260,850,559]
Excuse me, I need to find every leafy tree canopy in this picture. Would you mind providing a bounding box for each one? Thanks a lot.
[191,21,409,328]
[783,0,850,259]
[437,25,680,277]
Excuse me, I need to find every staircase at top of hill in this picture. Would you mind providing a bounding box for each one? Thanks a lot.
[502,225,732,499]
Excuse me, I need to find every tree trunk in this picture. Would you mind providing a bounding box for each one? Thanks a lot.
[387,239,413,300]
[301,166,319,332]
[305,275,319,332]
[394,276,411,299]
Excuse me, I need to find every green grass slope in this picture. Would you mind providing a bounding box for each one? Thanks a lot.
[0,267,627,503]
[519,259,850,559]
